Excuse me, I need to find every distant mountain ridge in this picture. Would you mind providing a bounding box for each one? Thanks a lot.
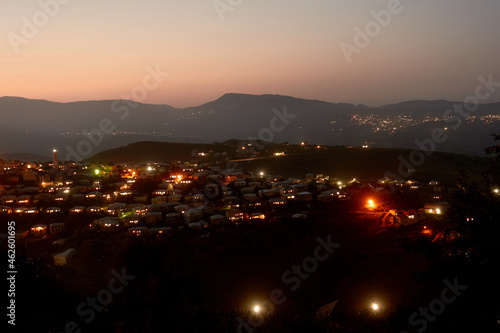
[1,94,499,159]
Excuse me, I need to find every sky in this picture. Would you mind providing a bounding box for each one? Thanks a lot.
[2,0,500,108]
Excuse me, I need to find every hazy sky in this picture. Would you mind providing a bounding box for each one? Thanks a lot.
[2,0,500,108]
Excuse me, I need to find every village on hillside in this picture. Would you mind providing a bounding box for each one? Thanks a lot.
[0,141,455,267]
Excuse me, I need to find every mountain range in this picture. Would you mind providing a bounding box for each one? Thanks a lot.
[1,94,499,161]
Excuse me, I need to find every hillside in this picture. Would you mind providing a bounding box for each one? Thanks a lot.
[86,141,487,184]
[238,147,486,183]
[86,141,226,164]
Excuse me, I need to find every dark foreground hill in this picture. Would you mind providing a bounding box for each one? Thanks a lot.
[87,141,487,184]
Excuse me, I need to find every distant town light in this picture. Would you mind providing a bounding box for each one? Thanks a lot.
[94,169,100,175]
[253,305,261,314]
[494,188,499,194]
[371,303,380,311]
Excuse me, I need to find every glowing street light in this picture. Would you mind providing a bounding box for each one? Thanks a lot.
[366,199,376,209]
[371,303,380,311]
[253,305,261,314]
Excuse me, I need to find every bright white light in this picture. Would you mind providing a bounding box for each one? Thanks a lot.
[371,303,380,311]
[253,305,261,313]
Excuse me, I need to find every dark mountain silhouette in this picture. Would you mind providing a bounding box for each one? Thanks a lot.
[1,94,499,159]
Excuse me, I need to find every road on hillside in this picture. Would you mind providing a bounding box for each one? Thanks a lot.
[226,147,328,163]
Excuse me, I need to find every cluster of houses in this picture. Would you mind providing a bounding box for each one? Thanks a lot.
[379,202,449,227]
[0,156,453,264]
[0,159,344,238]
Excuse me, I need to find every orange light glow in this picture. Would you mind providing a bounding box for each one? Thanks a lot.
[366,199,376,209]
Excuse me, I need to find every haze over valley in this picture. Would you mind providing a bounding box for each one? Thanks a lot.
[1,94,499,160]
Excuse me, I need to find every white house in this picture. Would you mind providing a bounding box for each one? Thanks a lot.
[165,212,181,226]
[298,192,313,201]
[128,226,148,237]
[209,214,225,225]
[31,224,47,237]
[86,206,101,214]
[49,223,65,234]
[107,202,126,215]
[145,212,162,225]
[183,208,203,223]
[54,248,77,266]
[45,207,61,214]
[269,198,286,206]
[233,179,247,187]
[168,194,182,203]
[226,208,244,222]
[69,206,85,214]
[124,214,142,226]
